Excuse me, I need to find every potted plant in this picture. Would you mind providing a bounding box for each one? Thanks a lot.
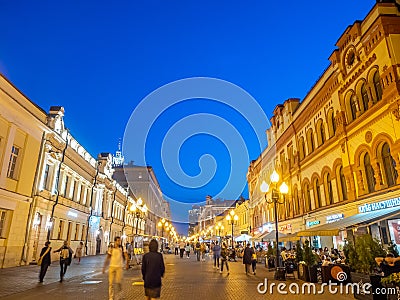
[345,234,386,300]
[296,240,318,282]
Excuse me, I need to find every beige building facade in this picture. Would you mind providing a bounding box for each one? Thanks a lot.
[247,2,400,249]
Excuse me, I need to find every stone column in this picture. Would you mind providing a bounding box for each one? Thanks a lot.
[343,166,356,200]
[372,161,383,190]
[355,169,366,196]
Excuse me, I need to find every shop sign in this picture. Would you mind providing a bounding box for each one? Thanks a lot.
[279,224,292,231]
[326,213,344,223]
[307,220,320,227]
[358,197,400,213]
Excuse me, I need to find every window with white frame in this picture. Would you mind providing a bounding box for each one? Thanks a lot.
[42,164,50,190]
[7,145,20,179]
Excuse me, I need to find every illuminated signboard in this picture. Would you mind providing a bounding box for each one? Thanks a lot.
[279,224,292,231]
[326,214,344,223]
[358,197,400,213]
[307,220,320,227]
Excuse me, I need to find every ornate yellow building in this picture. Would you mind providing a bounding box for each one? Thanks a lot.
[247,1,400,249]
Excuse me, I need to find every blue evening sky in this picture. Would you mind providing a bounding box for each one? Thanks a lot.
[0,0,376,233]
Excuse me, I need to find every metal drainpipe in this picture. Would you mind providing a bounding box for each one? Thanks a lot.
[47,130,69,240]
[84,163,100,256]
[20,131,46,265]
[109,186,117,243]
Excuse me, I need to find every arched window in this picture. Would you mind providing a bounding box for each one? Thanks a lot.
[338,166,348,201]
[381,143,398,187]
[373,72,382,101]
[316,119,325,146]
[326,109,336,138]
[314,178,321,208]
[325,173,333,205]
[303,183,311,212]
[293,188,299,215]
[298,137,305,161]
[306,129,315,154]
[350,95,357,121]
[360,83,369,112]
[364,153,375,193]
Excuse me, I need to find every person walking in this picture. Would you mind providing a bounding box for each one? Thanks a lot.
[38,241,52,283]
[103,236,128,300]
[54,241,73,282]
[185,243,191,258]
[243,243,253,274]
[179,240,185,258]
[212,241,221,269]
[142,239,165,300]
[251,246,257,275]
[174,242,179,256]
[200,242,206,262]
[75,241,83,264]
[195,241,201,261]
[220,242,229,274]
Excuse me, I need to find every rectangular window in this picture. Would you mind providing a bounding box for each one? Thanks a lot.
[0,210,7,237]
[7,145,20,179]
[70,180,75,200]
[75,224,80,240]
[81,225,86,241]
[67,222,72,241]
[63,176,69,197]
[57,220,64,240]
[42,164,50,190]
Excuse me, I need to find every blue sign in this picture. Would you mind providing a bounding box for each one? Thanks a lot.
[307,220,320,227]
[358,197,400,213]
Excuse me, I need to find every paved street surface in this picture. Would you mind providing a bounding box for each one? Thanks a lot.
[0,254,355,299]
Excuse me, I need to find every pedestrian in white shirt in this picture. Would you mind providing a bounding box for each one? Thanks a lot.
[103,236,128,300]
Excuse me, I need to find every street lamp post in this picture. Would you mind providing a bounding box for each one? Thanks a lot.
[130,197,148,236]
[158,218,171,252]
[226,210,238,248]
[215,222,224,237]
[260,170,288,280]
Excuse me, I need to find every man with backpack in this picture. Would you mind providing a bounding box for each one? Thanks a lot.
[53,241,74,282]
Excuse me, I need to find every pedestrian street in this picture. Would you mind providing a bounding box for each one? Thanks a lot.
[0,253,357,300]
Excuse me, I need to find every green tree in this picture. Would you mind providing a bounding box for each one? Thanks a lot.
[303,240,316,266]
[295,240,304,263]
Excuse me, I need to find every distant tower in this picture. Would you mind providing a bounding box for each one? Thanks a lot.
[112,139,124,167]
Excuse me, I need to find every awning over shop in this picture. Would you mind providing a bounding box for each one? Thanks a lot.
[251,231,266,241]
[280,233,299,242]
[260,230,287,240]
[297,206,400,237]
[235,234,252,242]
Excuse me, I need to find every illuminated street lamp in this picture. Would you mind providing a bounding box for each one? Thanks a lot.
[226,210,239,248]
[260,169,288,280]
[130,197,148,236]
[158,218,169,252]
[215,222,224,237]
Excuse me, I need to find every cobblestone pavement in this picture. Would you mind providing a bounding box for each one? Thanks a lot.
[0,254,356,299]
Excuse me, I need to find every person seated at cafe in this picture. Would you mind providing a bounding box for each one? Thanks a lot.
[375,253,400,276]
[322,257,333,267]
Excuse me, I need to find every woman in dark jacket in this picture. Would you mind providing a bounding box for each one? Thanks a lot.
[38,241,52,283]
[243,243,253,274]
[142,239,165,299]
